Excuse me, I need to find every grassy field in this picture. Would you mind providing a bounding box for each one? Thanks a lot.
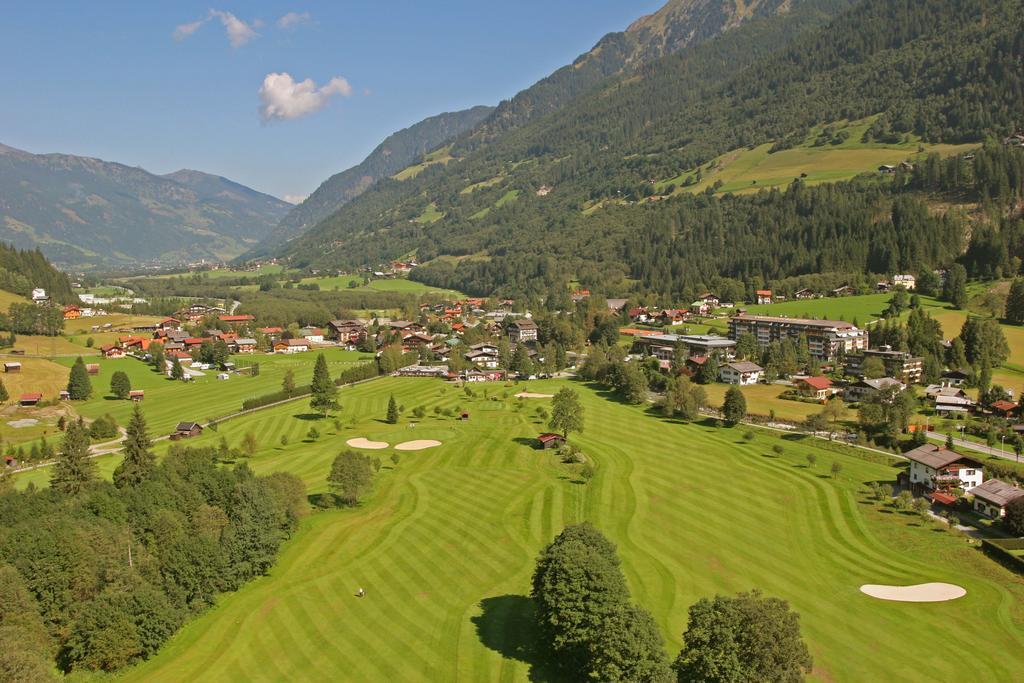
[703,382,822,421]
[656,117,977,195]
[0,289,30,310]
[140,264,287,280]
[742,292,896,322]
[393,147,454,181]
[92,378,1024,682]
[297,275,466,300]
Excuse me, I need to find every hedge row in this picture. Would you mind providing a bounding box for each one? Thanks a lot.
[981,538,1024,574]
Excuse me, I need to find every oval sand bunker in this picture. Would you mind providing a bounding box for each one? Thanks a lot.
[860,582,966,602]
[346,437,389,450]
[514,392,554,398]
[394,440,442,451]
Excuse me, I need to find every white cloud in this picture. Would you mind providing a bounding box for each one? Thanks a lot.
[211,10,258,47]
[258,72,353,122]
[173,17,209,42]
[283,194,308,205]
[277,11,313,29]
[173,10,259,47]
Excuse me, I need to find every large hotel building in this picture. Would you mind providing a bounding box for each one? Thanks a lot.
[727,313,868,361]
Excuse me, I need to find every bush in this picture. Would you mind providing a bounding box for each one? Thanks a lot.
[88,414,118,441]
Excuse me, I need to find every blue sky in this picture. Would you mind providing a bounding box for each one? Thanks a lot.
[0,1,664,202]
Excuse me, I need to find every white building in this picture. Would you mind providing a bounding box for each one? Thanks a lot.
[971,479,1024,519]
[893,274,916,290]
[719,361,763,385]
[903,444,984,491]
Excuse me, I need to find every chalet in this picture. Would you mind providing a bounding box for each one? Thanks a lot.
[172,422,203,439]
[989,399,1018,419]
[720,361,763,386]
[389,320,424,334]
[656,309,687,326]
[628,307,651,323]
[690,300,712,316]
[3,362,21,373]
[219,314,255,326]
[537,433,566,450]
[755,289,773,305]
[259,326,284,336]
[930,387,975,416]
[100,344,125,359]
[795,376,834,401]
[794,288,816,300]
[571,289,591,302]
[462,369,504,382]
[31,288,48,304]
[606,299,628,313]
[19,393,42,406]
[163,341,185,353]
[902,443,983,492]
[971,479,1024,519]
[893,274,916,290]
[300,327,324,343]
[941,369,971,387]
[63,305,82,320]
[129,390,145,401]
[183,337,210,351]
[843,377,905,403]
[232,338,257,353]
[327,318,363,341]
[697,293,720,308]
[831,285,854,297]
[156,317,182,330]
[274,339,309,354]
[402,332,434,348]
[508,318,538,343]
[85,363,100,375]
[465,349,500,369]
[59,390,70,400]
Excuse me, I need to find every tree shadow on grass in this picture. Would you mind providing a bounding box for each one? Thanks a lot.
[781,433,809,442]
[472,595,562,682]
[292,412,325,421]
[513,437,540,448]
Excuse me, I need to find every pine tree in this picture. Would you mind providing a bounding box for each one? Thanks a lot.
[0,377,8,403]
[67,356,92,400]
[722,386,747,426]
[50,420,95,495]
[110,370,131,400]
[309,353,339,417]
[113,403,154,488]
[1005,278,1024,324]
[386,395,399,424]
[170,356,184,380]
[151,342,165,372]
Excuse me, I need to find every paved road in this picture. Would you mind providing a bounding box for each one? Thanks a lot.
[925,431,1023,463]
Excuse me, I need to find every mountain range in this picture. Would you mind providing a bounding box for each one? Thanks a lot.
[0,143,292,268]
[267,0,1024,300]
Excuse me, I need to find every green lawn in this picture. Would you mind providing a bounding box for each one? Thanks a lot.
[101,378,1024,682]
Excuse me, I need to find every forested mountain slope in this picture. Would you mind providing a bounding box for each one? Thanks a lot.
[0,144,291,268]
[276,0,1024,301]
[251,105,494,253]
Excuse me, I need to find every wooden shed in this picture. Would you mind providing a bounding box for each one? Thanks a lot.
[3,362,21,373]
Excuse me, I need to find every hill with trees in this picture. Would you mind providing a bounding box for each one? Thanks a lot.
[0,144,291,268]
[272,0,1024,301]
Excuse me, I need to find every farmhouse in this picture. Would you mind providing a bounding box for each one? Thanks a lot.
[902,443,984,492]
[100,344,125,359]
[795,376,834,401]
[274,339,309,354]
[971,479,1024,519]
[172,422,203,439]
[129,390,145,401]
[537,433,566,449]
[719,361,763,386]
[219,314,256,326]
[831,285,854,297]
[893,274,916,290]
[794,288,816,299]
[929,386,976,415]
[465,348,500,369]
[941,369,971,387]
[19,393,42,406]
[389,321,424,334]
[728,313,867,361]
[989,399,1018,419]
[299,327,324,343]
[755,289,773,305]
[843,377,905,403]
[232,338,257,353]
[3,362,21,373]
[508,318,538,343]
[156,317,182,330]
[63,305,82,320]
[85,363,100,375]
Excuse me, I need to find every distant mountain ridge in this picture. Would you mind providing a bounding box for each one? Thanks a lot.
[0,144,290,268]
[250,105,495,254]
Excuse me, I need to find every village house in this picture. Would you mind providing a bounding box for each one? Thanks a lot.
[755,289,773,305]
[63,305,82,320]
[156,317,182,331]
[719,360,763,385]
[989,399,1018,419]
[844,377,905,403]
[508,318,538,343]
[794,288,816,300]
[926,386,975,416]
[893,274,916,290]
[232,338,257,353]
[902,443,984,492]
[259,326,284,336]
[401,332,434,350]
[831,285,854,297]
[274,339,309,354]
[729,313,868,362]
[389,320,425,334]
[100,344,126,359]
[397,365,449,378]
[656,309,687,326]
[628,307,651,323]
[31,288,48,304]
[795,376,834,401]
[971,479,1024,519]
[300,327,324,343]
[86,363,100,375]
[606,299,628,313]
[219,314,255,327]
[940,369,971,387]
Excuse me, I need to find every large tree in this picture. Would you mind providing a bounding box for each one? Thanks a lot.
[588,604,672,682]
[0,377,7,403]
[549,387,584,438]
[67,356,92,400]
[673,590,813,683]
[386,395,399,424]
[309,353,339,417]
[1005,497,1024,536]
[721,386,746,426]
[1004,278,1024,324]
[50,420,95,495]
[110,370,131,400]
[662,376,706,421]
[959,317,1009,368]
[327,450,374,506]
[113,404,154,488]
[170,357,185,381]
[942,263,968,309]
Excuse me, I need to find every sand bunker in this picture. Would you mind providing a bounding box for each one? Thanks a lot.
[7,419,38,428]
[394,440,442,451]
[860,583,966,602]
[346,437,389,450]
[515,392,554,398]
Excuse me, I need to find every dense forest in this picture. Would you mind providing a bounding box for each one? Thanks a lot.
[0,415,306,678]
[0,243,75,303]
[273,0,1024,300]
